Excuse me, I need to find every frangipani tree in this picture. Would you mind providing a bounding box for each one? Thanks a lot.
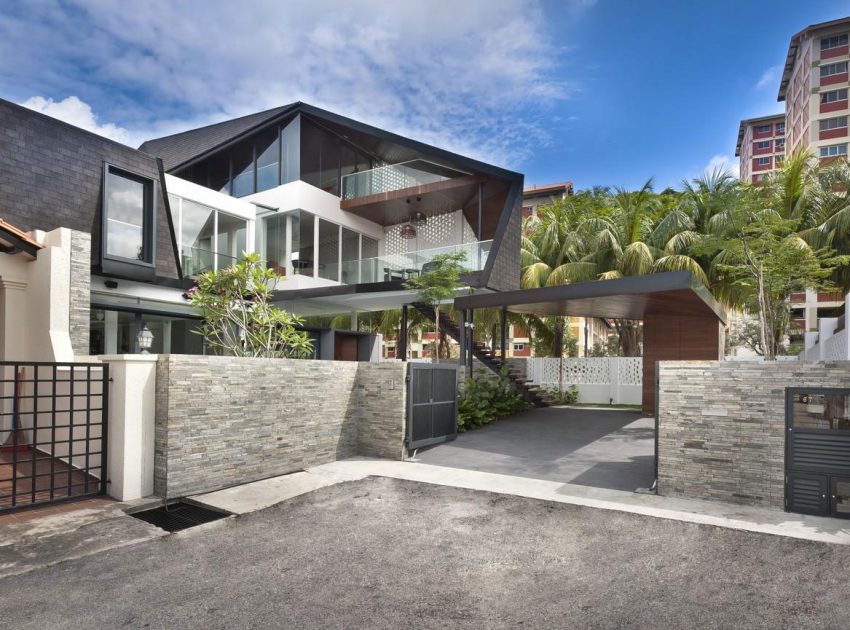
[188,253,313,358]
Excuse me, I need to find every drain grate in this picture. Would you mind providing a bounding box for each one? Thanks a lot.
[129,502,230,532]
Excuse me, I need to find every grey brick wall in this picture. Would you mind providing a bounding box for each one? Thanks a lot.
[0,98,179,280]
[658,360,850,509]
[69,231,91,355]
[154,356,406,497]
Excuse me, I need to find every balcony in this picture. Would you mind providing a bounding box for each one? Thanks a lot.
[182,247,239,278]
[339,240,492,285]
[341,159,468,200]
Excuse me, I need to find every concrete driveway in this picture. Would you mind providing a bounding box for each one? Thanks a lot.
[1,477,849,629]
[417,407,655,491]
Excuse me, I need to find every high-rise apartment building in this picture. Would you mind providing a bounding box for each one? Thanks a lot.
[735,114,786,183]
[779,17,849,162]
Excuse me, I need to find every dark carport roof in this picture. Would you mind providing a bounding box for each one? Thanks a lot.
[454,271,726,323]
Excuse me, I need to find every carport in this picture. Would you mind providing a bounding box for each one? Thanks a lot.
[453,271,726,414]
[418,271,725,491]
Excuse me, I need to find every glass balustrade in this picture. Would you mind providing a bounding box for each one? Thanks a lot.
[339,240,492,284]
[182,247,239,277]
[341,159,468,200]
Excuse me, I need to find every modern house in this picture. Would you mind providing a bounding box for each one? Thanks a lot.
[735,114,786,183]
[0,98,522,362]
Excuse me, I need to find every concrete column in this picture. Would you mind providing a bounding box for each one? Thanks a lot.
[100,355,158,501]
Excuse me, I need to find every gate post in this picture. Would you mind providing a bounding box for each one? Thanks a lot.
[101,354,157,501]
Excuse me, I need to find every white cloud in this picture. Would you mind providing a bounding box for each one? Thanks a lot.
[703,154,739,178]
[20,95,131,144]
[755,65,781,91]
[1,0,590,166]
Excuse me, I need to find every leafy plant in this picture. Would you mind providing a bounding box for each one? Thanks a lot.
[188,252,314,358]
[543,385,579,405]
[404,251,468,361]
[456,367,530,432]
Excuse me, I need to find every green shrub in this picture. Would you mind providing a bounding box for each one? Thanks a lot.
[457,368,530,432]
[543,385,579,405]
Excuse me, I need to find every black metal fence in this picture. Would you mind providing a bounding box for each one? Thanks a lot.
[0,362,108,512]
[407,363,458,450]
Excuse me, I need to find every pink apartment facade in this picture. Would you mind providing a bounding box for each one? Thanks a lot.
[735,114,786,183]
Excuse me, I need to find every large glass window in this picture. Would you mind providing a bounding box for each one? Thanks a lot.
[341,227,360,284]
[216,212,247,269]
[294,210,314,276]
[255,126,280,193]
[104,166,154,263]
[207,151,231,195]
[230,139,255,198]
[301,118,340,195]
[89,309,204,355]
[361,236,379,283]
[264,213,287,274]
[281,116,300,184]
[318,218,339,280]
[179,198,216,276]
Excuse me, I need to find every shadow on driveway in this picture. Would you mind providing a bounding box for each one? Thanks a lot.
[416,406,655,491]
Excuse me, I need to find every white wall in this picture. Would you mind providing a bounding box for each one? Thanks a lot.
[526,357,643,406]
[0,227,74,362]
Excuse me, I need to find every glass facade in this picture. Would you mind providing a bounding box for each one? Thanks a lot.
[176,114,372,199]
[169,194,248,276]
[104,167,153,262]
[89,309,204,355]
[318,218,339,280]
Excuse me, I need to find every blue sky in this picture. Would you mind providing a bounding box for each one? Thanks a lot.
[1,1,848,191]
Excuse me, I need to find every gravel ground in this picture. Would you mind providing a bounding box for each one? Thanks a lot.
[0,476,848,629]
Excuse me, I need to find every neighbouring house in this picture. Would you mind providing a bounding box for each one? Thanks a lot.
[735,114,786,184]
[0,98,523,362]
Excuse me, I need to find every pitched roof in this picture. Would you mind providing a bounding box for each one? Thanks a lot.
[138,104,297,171]
[523,181,573,197]
[0,217,43,258]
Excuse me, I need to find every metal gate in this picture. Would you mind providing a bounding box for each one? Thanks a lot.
[407,363,458,450]
[785,387,850,518]
[0,362,108,512]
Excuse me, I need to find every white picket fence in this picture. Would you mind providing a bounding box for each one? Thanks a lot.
[525,357,642,405]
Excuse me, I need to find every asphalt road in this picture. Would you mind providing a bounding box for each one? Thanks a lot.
[1,477,848,629]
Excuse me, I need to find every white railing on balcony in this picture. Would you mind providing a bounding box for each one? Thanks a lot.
[341,159,467,200]
[340,240,492,285]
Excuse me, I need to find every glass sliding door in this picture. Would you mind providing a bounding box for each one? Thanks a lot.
[341,227,359,284]
[180,199,216,276]
[361,236,379,283]
[294,210,314,276]
[216,212,247,269]
[318,218,339,280]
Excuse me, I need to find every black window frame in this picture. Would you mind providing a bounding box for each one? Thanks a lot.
[101,162,157,269]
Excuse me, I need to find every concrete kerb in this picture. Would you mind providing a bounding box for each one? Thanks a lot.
[184,458,850,546]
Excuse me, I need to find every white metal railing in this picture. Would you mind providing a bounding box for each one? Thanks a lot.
[341,159,467,200]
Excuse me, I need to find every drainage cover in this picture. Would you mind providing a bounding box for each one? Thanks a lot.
[129,502,230,532]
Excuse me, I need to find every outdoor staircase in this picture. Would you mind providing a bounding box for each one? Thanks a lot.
[411,304,554,408]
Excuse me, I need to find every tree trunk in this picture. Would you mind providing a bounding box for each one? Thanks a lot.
[434,305,440,363]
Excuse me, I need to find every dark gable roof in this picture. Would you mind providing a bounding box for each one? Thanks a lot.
[138,104,296,171]
[138,101,522,182]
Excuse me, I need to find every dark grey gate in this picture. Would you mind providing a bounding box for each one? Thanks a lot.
[785,387,850,518]
[0,361,108,512]
[407,363,458,450]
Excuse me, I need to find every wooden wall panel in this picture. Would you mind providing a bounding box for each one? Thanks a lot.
[642,314,722,413]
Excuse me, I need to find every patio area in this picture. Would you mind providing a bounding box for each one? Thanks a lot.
[416,407,655,492]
